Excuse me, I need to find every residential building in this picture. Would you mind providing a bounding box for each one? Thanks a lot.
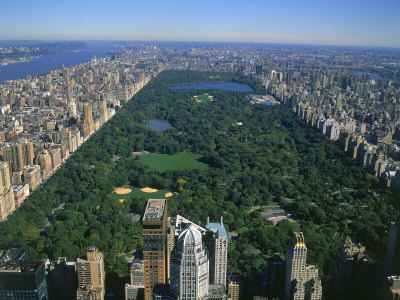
[142,199,168,300]
[285,232,322,300]
[76,246,105,300]
[205,217,228,289]
[170,226,209,300]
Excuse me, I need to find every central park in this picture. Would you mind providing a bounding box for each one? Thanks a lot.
[0,70,399,296]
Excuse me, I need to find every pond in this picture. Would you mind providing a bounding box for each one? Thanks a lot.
[146,120,172,132]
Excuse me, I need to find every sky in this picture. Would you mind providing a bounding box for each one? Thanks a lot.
[1,0,400,47]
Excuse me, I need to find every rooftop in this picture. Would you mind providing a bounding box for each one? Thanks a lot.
[143,199,166,222]
[0,261,43,273]
[175,215,207,234]
[206,222,228,240]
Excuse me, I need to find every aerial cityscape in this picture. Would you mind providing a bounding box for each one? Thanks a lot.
[0,1,400,300]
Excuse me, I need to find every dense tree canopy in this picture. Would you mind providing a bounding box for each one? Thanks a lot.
[0,70,398,293]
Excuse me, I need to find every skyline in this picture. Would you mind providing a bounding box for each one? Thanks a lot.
[1,0,400,47]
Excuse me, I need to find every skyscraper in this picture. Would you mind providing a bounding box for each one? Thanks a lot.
[1,140,34,171]
[0,245,48,300]
[76,246,105,300]
[383,222,400,276]
[83,102,94,135]
[170,226,209,300]
[285,232,322,300]
[0,162,15,221]
[205,217,228,288]
[142,199,168,300]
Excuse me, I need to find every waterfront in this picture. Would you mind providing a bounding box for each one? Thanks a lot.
[0,50,111,82]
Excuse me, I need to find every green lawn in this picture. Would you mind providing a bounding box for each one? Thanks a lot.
[192,93,214,103]
[137,152,209,171]
[110,185,170,201]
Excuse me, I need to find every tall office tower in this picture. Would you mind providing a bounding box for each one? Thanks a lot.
[142,199,168,300]
[0,162,15,221]
[380,276,400,300]
[384,222,400,276]
[0,245,48,299]
[76,246,105,300]
[125,258,144,300]
[285,232,322,300]
[206,217,228,288]
[227,273,241,300]
[170,226,209,300]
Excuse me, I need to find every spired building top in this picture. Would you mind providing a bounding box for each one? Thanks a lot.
[170,225,209,300]
[285,232,322,300]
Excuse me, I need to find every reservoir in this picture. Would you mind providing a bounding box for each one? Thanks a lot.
[167,82,253,92]
[146,120,172,132]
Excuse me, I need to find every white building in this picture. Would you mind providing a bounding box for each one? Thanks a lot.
[170,226,209,300]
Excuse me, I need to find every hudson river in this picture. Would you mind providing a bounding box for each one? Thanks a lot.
[0,50,111,83]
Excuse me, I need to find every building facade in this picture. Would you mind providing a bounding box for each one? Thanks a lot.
[384,222,400,276]
[285,232,322,300]
[0,162,15,221]
[170,226,209,300]
[125,258,144,300]
[76,246,105,300]
[142,199,168,300]
[205,217,228,289]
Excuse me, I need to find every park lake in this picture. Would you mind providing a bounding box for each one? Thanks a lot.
[146,120,172,132]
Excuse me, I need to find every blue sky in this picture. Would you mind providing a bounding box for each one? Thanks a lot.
[1,0,399,47]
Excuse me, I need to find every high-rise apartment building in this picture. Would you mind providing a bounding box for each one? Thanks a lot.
[206,217,228,288]
[383,222,400,276]
[0,162,15,221]
[125,258,145,300]
[170,226,209,300]
[285,232,322,300]
[1,141,34,171]
[83,102,94,135]
[142,199,168,300]
[330,236,366,300]
[76,246,105,300]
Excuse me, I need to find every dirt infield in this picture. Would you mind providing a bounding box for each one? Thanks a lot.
[119,199,125,203]
[114,187,132,194]
[132,151,149,155]
[140,187,158,193]
[165,192,173,197]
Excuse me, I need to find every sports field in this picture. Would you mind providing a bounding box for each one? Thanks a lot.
[192,93,214,103]
[110,185,172,201]
[137,152,208,171]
